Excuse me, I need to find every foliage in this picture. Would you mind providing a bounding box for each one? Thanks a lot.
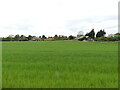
[78,36,87,41]
[2,37,11,41]
[54,34,58,40]
[68,35,75,40]
[14,34,20,41]
[1,30,120,41]
[94,36,120,41]
[94,37,107,41]
[96,30,106,38]
[28,35,33,40]
[115,33,120,35]
[42,35,47,39]
[107,37,120,41]
[19,35,28,41]
[85,29,95,39]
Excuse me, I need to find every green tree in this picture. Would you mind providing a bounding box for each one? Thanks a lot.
[2,37,11,41]
[78,36,87,41]
[14,34,20,41]
[68,35,74,40]
[94,36,107,41]
[39,36,41,38]
[85,29,95,39]
[8,35,14,41]
[96,29,106,38]
[20,35,28,41]
[107,37,120,41]
[54,34,58,40]
[42,35,46,39]
[27,35,33,40]
[115,33,120,35]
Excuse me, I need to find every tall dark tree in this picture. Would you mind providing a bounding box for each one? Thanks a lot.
[42,35,46,39]
[54,34,58,40]
[28,35,33,40]
[14,34,20,41]
[20,35,28,41]
[68,35,74,40]
[96,29,106,38]
[39,36,41,38]
[85,29,95,39]
[91,29,95,39]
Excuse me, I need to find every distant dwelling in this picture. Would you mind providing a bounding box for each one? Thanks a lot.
[31,37,41,41]
[47,37,54,40]
[109,34,120,37]
[59,35,67,40]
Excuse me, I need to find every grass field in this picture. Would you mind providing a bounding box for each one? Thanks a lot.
[2,41,118,88]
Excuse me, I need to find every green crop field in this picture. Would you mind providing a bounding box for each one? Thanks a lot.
[2,41,118,88]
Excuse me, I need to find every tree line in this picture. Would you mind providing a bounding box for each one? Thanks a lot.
[1,29,120,41]
[1,34,68,41]
[76,29,120,41]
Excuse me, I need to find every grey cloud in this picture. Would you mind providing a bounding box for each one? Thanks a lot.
[106,25,118,29]
[2,24,33,31]
[68,26,88,32]
[67,15,117,24]
[66,15,117,32]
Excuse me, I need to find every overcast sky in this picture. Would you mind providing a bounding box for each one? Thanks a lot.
[0,0,119,37]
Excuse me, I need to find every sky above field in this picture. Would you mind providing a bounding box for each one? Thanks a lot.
[0,0,119,37]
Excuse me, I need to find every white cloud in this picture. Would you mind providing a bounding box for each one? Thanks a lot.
[0,0,119,37]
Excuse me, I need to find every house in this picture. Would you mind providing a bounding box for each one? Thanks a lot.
[47,37,54,40]
[31,37,41,41]
[58,35,68,40]
[109,34,120,37]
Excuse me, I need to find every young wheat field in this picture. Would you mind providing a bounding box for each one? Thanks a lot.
[2,41,118,88]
